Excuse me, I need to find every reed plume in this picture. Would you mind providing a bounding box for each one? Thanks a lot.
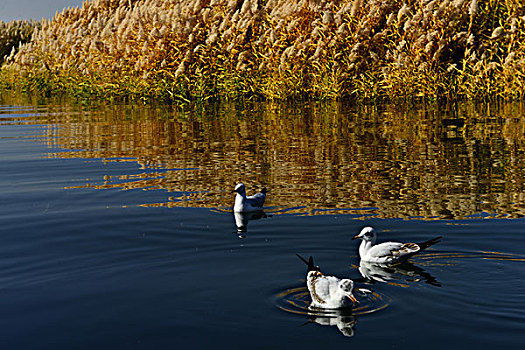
[0,20,40,64]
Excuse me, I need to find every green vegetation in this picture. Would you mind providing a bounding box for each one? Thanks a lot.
[0,0,524,103]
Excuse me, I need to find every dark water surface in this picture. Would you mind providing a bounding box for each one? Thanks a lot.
[1,94,525,349]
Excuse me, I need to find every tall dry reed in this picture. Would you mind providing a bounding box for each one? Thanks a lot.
[0,20,40,64]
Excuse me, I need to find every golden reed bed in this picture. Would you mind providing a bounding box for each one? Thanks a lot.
[1,0,524,102]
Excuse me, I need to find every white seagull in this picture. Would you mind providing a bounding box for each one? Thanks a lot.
[296,254,358,309]
[353,226,442,264]
[232,183,266,212]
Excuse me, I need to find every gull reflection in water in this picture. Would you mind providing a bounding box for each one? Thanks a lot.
[233,210,270,238]
[305,309,357,337]
[357,259,441,287]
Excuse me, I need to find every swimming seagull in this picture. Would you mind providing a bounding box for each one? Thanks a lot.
[232,183,266,212]
[296,254,358,309]
[353,226,442,264]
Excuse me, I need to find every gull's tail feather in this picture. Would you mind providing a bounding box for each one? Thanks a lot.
[296,253,309,265]
[398,236,442,262]
[296,254,318,272]
[417,236,442,251]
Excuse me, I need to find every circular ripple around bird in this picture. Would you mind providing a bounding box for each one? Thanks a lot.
[275,286,391,317]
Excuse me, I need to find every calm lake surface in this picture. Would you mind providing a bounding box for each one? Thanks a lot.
[1,93,524,349]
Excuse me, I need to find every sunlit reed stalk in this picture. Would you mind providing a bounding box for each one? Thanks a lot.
[0,0,524,103]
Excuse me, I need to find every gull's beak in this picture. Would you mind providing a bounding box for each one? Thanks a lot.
[348,294,359,305]
[352,234,361,240]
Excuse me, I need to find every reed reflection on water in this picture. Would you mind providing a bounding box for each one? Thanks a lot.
[4,96,525,220]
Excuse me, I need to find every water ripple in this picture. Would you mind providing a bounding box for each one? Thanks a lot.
[275,286,391,317]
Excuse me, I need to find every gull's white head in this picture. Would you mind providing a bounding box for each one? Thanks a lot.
[233,183,246,195]
[338,279,358,305]
[353,226,376,242]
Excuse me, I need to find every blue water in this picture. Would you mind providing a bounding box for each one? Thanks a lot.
[1,100,525,349]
